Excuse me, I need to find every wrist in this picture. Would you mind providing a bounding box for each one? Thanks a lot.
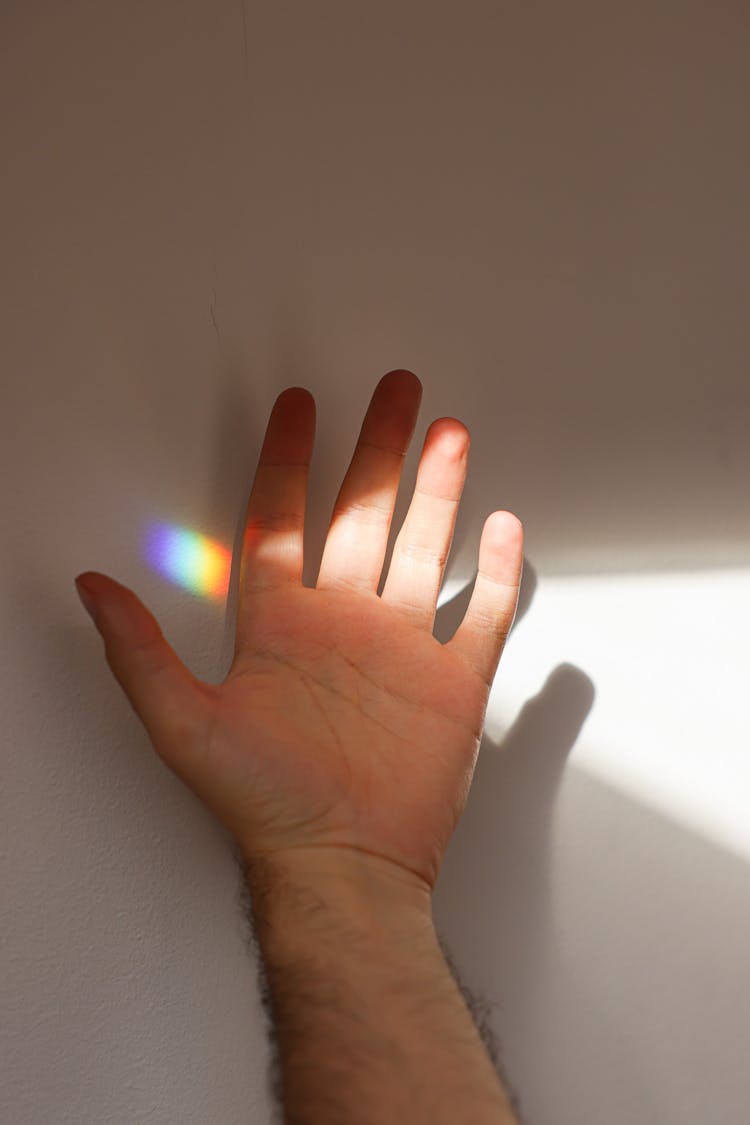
[239,844,519,1125]
[241,845,435,954]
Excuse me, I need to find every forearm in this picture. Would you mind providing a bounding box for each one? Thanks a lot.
[244,848,519,1125]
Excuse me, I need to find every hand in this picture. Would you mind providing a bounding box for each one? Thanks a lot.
[75,369,523,898]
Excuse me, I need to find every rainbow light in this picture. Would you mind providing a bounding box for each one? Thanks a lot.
[144,521,232,601]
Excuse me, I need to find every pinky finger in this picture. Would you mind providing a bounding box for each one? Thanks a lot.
[447,511,524,689]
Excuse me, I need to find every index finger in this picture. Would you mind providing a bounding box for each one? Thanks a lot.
[237,386,316,612]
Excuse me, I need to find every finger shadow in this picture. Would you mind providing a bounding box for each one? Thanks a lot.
[430,560,615,1119]
[433,556,591,963]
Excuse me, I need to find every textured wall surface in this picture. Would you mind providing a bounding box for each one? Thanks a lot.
[3,3,749,1122]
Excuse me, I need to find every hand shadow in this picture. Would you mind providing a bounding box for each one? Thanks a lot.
[431,557,598,1118]
[432,554,595,952]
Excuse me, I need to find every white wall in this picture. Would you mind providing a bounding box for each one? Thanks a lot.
[3,2,749,1122]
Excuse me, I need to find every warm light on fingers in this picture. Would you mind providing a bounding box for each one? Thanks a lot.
[482,511,524,584]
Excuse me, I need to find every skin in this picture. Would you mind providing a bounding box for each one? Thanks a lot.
[75,368,525,1122]
[75,368,523,897]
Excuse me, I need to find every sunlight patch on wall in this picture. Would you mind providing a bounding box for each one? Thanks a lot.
[472,566,750,864]
[144,521,231,602]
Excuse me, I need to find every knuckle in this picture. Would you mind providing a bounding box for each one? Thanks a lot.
[397,539,448,567]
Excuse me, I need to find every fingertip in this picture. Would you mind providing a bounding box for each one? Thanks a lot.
[482,511,524,587]
[75,573,101,622]
[277,385,315,410]
[75,571,122,621]
[487,510,524,546]
[75,570,111,596]
[74,572,158,649]
[381,368,422,398]
[427,417,471,458]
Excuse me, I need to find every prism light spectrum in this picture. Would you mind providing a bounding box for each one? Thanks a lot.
[144,521,231,602]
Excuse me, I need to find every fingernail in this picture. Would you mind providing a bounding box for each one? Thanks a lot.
[75,575,99,623]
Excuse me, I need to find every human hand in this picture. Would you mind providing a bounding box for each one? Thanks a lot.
[75,370,523,899]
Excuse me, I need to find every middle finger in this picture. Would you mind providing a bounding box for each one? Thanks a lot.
[316,369,423,595]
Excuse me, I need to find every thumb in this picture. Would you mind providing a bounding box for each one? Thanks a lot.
[74,572,217,776]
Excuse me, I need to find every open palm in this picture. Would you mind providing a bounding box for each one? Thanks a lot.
[77,370,523,896]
